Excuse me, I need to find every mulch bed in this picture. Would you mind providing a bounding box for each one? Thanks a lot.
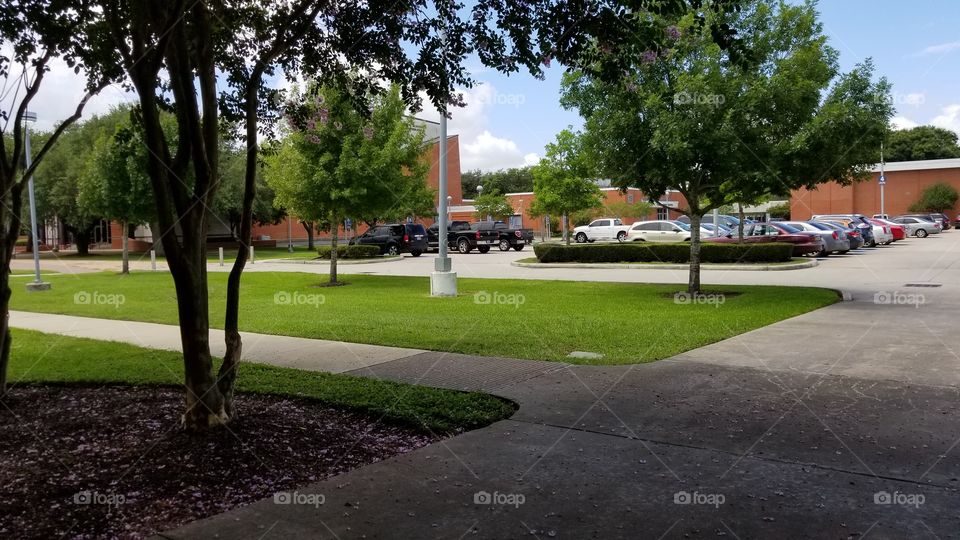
[0,385,437,539]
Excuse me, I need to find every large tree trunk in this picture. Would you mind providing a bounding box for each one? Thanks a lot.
[74,228,91,255]
[149,221,165,256]
[121,220,129,274]
[329,214,339,284]
[688,212,702,295]
[301,220,315,250]
[562,213,569,245]
[0,184,25,397]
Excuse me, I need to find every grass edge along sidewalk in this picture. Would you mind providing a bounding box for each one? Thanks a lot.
[10,272,839,365]
[5,329,515,433]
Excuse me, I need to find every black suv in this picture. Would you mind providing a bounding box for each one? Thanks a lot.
[352,223,428,256]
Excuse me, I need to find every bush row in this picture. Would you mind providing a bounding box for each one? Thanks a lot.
[317,245,382,259]
[533,242,794,264]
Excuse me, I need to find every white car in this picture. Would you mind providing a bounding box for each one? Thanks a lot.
[573,218,631,243]
[870,222,894,245]
[625,220,691,242]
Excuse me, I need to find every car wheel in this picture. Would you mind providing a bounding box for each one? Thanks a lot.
[818,249,830,257]
[575,232,587,243]
[478,246,490,254]
[410,250,422,257]
[839,250,849,254]
[386,244,400,256]
[457,238,471,253]
[616,231,627,242]
[513,245,524,251]
[916,229,928,238]
[499,239,511,251]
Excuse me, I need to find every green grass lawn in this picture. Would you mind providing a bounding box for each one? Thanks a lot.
[7,329,512,433]
[10,271,838,365]
[37,245,321,263]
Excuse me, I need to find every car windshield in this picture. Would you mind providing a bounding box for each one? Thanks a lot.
[673,221,691,231]
[776,223,801,233]
[804,222,830,231]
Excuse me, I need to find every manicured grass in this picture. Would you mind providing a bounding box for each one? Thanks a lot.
[10,272,838,364]
[37,246,321,262]
[6,329,513,433]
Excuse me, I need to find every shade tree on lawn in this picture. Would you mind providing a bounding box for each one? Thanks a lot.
[561,0,892,293]
[473,191,515,221]
[266,83,431,285]
[530,129,604,244]
[13,0,747,426]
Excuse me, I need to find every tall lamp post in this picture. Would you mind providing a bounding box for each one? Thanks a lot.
[23,112,50,292]
[879,142,886,216]
[430,97,457,296]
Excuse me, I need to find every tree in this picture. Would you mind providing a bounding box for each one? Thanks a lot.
[69,0,745,428]
[81,125,157,274]
[474,191,514,221]
[562,0,892,293]
[213,146,284,240]
[605,200,653,221]
[463,167,535,198]
[0,1,116,396]
[766,201,791,220]
[886,126,960,162]
[909,182,959,213]
[267,83,430,285]
[530,129,604,244]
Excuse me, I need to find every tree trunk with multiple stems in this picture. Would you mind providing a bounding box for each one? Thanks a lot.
[0,184,24,398]
[301,220,315,249]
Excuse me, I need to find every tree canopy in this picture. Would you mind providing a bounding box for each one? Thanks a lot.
[909,182,959,213]
[561,0,892,291]
[530,129,604,243]
[886,126,960,162]
[463,167,535,198]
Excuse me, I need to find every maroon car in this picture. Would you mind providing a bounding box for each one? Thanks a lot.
[705,222,823,256]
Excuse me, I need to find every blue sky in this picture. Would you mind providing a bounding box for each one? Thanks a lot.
[430,0,960,171]
[26,1,960,172]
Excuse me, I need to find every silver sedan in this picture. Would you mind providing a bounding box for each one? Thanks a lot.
[892,216,942,238]
[783,221,851,255]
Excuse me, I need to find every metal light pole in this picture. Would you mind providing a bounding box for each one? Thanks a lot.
[23,112,50,292]
[879,142,886,216]
[430,87,457,296]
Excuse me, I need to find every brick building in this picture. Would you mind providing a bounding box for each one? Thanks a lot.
[791,158,960,220]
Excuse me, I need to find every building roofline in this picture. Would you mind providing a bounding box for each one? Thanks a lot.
[870,158,960,172]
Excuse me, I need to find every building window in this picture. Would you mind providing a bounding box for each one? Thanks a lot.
[656,207,668,220]
[627,193,634,204]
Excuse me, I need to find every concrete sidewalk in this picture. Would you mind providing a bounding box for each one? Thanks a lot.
[9,311,425,374]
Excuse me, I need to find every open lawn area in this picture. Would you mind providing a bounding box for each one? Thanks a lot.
[6,329,511,433]
[26,245,322,263]
[10,272,838,364]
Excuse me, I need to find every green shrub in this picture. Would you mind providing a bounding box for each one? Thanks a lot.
[317,245,382,259]
[534,242,793,264]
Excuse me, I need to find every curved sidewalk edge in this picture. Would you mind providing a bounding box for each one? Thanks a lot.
[512,258,818,271]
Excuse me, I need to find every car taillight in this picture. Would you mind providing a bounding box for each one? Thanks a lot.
[832,231,838,240]
[515,230,522,238]
[403,234,409,242]
[851,231,859,237]
[475,231,481,240]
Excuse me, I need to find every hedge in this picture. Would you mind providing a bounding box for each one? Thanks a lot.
[317,245,382,259]
[532,242,794,264]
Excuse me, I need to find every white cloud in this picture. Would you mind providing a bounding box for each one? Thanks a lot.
[417,82,536,171]
[931,104,960,134]
[523,153,541,166]
[913,41,960,57]
[891,116,919,130]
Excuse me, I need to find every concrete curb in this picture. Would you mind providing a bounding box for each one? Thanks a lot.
[511,258,819,271]
[257,255,403,265]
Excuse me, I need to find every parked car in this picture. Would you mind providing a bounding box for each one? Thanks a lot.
[869,221,894,245]
[900,213,951,230]
[573,218,631,243]
[812,214,877,247]
[676,214,747,230]
[817,220,864,250]
[699,223,733,237]
[872,213,890,220]
[954,213,960,230]
[869,218,906,241]
[426,220,500,253]
[624,220,690,242]
[472,221,534,251]
[352,223,428,256]
[891,216,942,238]
[705,222,823,256]
[782,221,851,255]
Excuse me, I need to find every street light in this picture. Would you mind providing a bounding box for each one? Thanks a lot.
[23,112,50,292]
[430,76,457,296]
[446,195,452,221]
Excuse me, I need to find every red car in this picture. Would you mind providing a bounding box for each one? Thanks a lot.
[705,222,823,256]
[869,218,905,241]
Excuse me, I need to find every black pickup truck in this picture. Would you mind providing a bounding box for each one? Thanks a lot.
[427,220,500,253]
[472,221,535,251]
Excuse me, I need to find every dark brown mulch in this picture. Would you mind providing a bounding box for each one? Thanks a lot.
[0,385,436,539]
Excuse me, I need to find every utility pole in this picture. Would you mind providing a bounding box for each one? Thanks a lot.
[879,142,886,216]
[23,111,50,292]
[430,31,457,297]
